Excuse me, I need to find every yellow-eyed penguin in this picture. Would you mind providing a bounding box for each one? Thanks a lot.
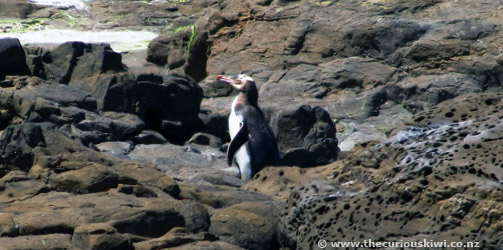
[216,74,280,181]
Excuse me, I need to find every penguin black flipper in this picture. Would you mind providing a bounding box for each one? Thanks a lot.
[227,122,249,166]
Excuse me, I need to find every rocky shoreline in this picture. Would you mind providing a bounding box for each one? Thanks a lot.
[1,0,503,249]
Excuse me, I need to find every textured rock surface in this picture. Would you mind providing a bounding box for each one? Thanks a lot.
[2,0,503,248]
[276,93,503,249]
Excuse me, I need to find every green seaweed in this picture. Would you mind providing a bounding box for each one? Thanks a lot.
[112,40,151,52]
[0,18,48,33]
[173,23,196,60]
[0,13,86,33]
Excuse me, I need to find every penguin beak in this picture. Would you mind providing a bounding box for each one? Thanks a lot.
[216,75,242,89]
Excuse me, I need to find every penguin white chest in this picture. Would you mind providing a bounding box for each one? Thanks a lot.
[229,96,242,139]
[228,96,253,181]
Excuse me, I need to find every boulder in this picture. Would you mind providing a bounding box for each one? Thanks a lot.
[101,75,203,143]
[0,123,46,173]
[0,38,30,79]
[72,223,132,250]
[47,163,119,194]
[0,0,35,18]
[209,202,280,250]
[147,26,209,82]
[95,141,134,159]
[198,107,229,141]
[44,42,124,85]
[0,170,48,204]
[24,47,50,78]
[271,105,339,167]
[5,83,97,119]
[133,130,168,145]
[68,111,145,145]
[183,31,209,83]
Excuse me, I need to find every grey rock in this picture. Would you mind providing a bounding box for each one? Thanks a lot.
[95,141,134,159]
[128,143,234,185]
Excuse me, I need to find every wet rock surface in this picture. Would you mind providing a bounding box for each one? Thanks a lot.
[2,0,503,249]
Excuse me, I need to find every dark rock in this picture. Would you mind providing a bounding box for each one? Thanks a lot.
[184,31,209,83]
[72,44,124,76]
[271,105,339,167]
[43,41,88,84]
[147,26,208,83]
[0,123,46,173]
[320,57,396,90]
[308,18,426,59]
[147,26,193,67]
[0,38,30,79]
[146,33,171,66]
[54,111,143,146]
[102,76,203,143]
[102,111,145,139]
[136,73,163,84]
[201,79,234,98]
[198,109,229,141]
[133,130,168,145]
[24,46,50,78]
[44,42,124,85]
[388,73,482,110]
[7,83,97,119]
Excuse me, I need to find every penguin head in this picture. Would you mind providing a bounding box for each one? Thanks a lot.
[216,74,258,105]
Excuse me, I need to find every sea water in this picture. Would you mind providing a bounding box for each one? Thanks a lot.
[28,0,93,11]
[0,29,158,52]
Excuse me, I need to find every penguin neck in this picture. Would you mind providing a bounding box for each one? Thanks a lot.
[237,92,258,107]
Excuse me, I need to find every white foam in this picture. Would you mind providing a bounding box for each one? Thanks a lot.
[29,0,92,11]
[0,29,158,52]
